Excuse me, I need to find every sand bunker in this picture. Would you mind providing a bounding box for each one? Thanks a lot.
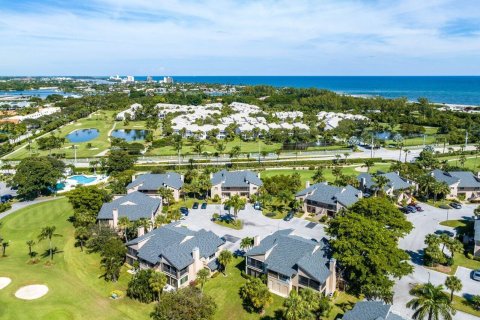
[15,284,49,300]
[354,166,368,172]
[0,277,11,290]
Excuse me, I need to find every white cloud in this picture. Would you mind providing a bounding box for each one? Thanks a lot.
[0,0,479,75]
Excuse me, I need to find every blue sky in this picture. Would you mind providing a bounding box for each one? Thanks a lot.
[0,0,479,76]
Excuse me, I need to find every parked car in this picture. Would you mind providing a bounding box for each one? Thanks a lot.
[472,269,480,281]
[0,194,13,203]
[406,205,417,213]
[192,202,199,209]
[201,202,207,209]
[363,192,372,198]
[224,204,230,211]
[283,211,294,221]
[415,205,424,212]
[439,204,452,209]
[401,206,415,214]
[180,207,189,216]
[435,230,454,237]
[253,202,261,210]
[450,202,462,209]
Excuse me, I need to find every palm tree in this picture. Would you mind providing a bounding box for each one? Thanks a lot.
[193,142,204,157]
[2,241,9,257]
[154,214,168,227]
[432,182,450,203]
[363,159,375,172]
[445,238,463,260]
[373,174,389,197]
[407,282,455,320]
[404,149,411,163]
[74,227,89,252]
[149,271,167,301]
[117,217,131,242]
[218,250,233,276]
[283,290,313,320]
[240,237,254,252]
[224,194,246,220]
[215,142,226,163]
[173,135,183,164]
[444,276,462,302]
[312,166,324,183]
[343,153,350,164]
[158,187,174,211]
[197,268,210,293]
[26,240,35,258]
[38,226,62,260]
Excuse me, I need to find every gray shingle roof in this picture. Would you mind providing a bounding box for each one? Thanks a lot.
[475,220,480,242]
[127,172,183,191]
[127,222,225,270]
[97,191,161,221]
[342,301,407,320]
[211,170,263,187]
[449,171,480,188]
[431,169,460,186]
[296,182,361,208]
[358,172,413,192]
[246,230,332,283]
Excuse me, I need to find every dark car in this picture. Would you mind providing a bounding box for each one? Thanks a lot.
[224,204,230,211]
[192,202,199,209]
[283,211,294,221]
[415,205,424,212]
[406,205,417,213]
[201,202,207,209]
[401,206,414,214]
[435,229,454,237]
[0,194,13,203]
[450,202,462,209]
[439,204,452,209]
[253,202,261,210]
[180,207,189,216]
[472,269,480,281]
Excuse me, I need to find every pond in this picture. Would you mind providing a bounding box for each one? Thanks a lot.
[111,129,148,142]
[66,128,99,143]
[374,131,392,141]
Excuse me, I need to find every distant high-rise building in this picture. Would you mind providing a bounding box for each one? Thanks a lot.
[126,75,135,82]
[163,76,173,84]
[146,76,153,82]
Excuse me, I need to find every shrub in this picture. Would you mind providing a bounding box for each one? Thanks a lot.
[212,194,221,203]
[266,212,276,217]
[319,215,328,223]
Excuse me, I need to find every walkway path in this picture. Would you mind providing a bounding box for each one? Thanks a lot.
[0,196,64,220]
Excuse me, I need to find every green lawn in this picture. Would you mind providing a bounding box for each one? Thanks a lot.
[146,138,282,157]
[451,294,480,317]
[0,198,151,320]
[3,111,155,160]
[439,219,470,229]
[259,162,391,187]
[203,257,284,320]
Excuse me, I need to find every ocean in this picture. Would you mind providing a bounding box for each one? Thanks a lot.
[139,76,480,106]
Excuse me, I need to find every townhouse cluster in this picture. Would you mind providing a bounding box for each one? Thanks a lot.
[317,111,369,130]
[0,106,61,124]
[114,102,310,140]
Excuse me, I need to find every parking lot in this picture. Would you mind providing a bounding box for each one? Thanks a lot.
[179,203,327,251]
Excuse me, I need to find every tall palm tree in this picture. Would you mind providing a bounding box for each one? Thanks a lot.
[444,276,462,302]
[74,227,89,252]
[26,240,35,258]
[224,194,246,220]
[38,226,62,260]
[312,166,324,183]
[117,217,131,242]
[432,182,450,203]
[373,174,390,197]
[283,290,313,320]
[2,241,9,257]
[363,159,375,172]
[218,250,233,276]
[240,237,254,252]
[407,282,455,320]
[158,187,174,211]
[149,271,167,301]
[197,268,210,293]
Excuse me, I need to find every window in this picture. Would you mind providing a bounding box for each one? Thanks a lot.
[162,263,178,276]
[247,257,265,270]
[179,266,188,277]
[180,275,188,285]
[299,275,320,290]
[279,274,290,282]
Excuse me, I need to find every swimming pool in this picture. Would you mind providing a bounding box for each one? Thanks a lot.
[68,175,97,184]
